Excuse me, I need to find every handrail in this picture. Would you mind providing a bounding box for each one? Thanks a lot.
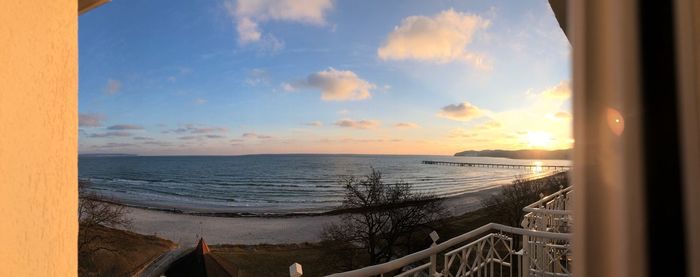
[522,186,573,215]
[325,223,571,277]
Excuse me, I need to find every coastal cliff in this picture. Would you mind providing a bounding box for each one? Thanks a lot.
[454,149,571,160]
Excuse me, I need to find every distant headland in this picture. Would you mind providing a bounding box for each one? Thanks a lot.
[454,149,571,160]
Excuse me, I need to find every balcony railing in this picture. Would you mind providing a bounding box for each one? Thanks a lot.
[292,187,576,277]
[322,223,571,277]
[521,186,573,233]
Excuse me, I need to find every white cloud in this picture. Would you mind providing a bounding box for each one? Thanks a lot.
[105,79,122,95]
[225,0,333,47]
[246,69,270,86]
[194,98,208,105]
[540,80,571,99]
[335,119,381,129]
[281,82,296,92]
[378,9,490,69]
[288,68,375,101]
[438,102,485,121]
[304,121,323,127]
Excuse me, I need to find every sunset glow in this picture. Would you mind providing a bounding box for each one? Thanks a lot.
[526,132,553,148]
[78,0,571,155]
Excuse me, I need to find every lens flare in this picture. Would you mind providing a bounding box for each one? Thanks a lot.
[526,132,552,148]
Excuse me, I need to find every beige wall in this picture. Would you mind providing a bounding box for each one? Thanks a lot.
[0,0,77,276]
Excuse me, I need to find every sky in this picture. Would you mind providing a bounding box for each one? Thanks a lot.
[78,0,571,155]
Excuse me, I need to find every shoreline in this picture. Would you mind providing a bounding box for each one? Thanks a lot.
[94,186,500,219]
[115,187,502,245]
[91,170,562,219]
[115,171,567,246]
[119,196,488,246]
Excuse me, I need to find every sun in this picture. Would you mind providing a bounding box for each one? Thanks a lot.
[525,131,553,148]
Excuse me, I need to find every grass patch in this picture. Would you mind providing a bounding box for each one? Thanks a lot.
[79,225,175,277]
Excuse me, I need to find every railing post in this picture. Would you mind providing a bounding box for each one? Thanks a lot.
[521,235,530,277]
[429,231,439,276]
[289,262,303,277]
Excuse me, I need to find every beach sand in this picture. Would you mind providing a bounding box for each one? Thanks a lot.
[120,188,498,246]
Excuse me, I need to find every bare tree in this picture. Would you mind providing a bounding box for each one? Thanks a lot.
[321,169,446,265]
[78,180,131,254]
[481,172,570,227]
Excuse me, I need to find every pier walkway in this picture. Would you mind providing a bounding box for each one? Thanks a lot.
[422,160,571,170]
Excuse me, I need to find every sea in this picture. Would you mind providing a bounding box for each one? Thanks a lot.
[78,154,570,215]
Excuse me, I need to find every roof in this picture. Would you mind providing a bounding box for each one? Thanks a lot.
[79,0,110,15]
[164,238,239,277]
[548,0,569,39]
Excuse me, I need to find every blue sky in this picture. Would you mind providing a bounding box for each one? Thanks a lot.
[78,0,571,155]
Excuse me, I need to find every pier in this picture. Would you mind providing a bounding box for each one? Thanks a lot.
[421,160,571,170]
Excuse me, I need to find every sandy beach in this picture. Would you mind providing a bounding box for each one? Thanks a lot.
[120,188,497,246]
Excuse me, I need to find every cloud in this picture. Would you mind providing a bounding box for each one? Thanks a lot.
[105,79,122,95]
[242,133,272,139]
[540,80,571,99]
[95,142,136,148]
[89,131,133,138]
[438,102,484,121]
[304,121,323,127]
[449,128,478,138]
[133,136,154,140]
[288,68,375,101]
[177,134,226,140]
[79,113,104,127]
[225,0,332,46]
[143,141,173,147]
[394,122,420,129]
[551,111,572,120]
[167,124,228,134]
[281,82,296,92]
[246,69,271,86]
[107,124,144,130]
[377,9,490,68]
[335,119,381,129]
[193,98,208,105]
[475,120,502,130]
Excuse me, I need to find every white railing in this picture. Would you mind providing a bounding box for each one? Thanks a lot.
[321,223,571,277]
[293,188,576,277]
[521,186,573,233]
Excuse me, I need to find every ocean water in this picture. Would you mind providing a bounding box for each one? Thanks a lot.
[78,155,570,215]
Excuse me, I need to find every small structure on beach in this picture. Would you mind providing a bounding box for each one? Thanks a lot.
[164,238,238,277]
